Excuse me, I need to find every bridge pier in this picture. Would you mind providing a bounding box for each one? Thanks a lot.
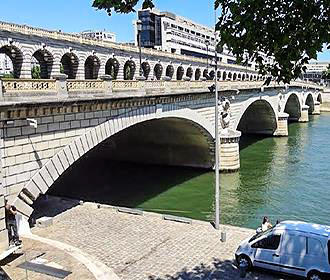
[219,130,241,172]
[312,101,321,115]
[274,112,289,136]
[299,105,309,122]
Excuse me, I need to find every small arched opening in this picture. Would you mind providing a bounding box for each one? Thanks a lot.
[195,68,201,80]
[61,52,79,79]
[203,69,209,79]
[124,60,136,80]
[233,73,237,81]
[176,66,184,80]
[222,71,227,80]
[105,58,120,80]
[85,55,100,79]
[317,93,322,104]
[0,45,23,78]
[228,72,232,80]
[141,62,150,79]
[186,67,193,79]
[154,63,163,80]
[32,49,54,79]
[165,65,174,79]
[305,94,314,114]
[209,70,215,80]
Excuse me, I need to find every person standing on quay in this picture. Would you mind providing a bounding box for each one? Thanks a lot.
[5,199,22,246]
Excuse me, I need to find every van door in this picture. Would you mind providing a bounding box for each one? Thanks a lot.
[252,231,282,272]
[280,232,307,277]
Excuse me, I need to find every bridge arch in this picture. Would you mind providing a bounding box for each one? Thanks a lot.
[84,55,100,79]
[236,99,278,135]
[13,108,215,217]
[32,49,54,79]
[283,92,301,121]
[0,43,23,78]
[60,52,79,79]
[153,63,163,80]
[195,68,201,80]
[124,60,136,80]
[186,67,193,79]
[176,66,184,80]
[317,93,322,104]
[165,64,174,79]
[141,61,151,79]
[305,93,314,114]
[105,58,120,80]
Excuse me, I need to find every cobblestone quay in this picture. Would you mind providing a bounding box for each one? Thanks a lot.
[31,197,288,280]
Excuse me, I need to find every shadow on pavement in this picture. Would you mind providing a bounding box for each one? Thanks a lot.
[148,258,292,280]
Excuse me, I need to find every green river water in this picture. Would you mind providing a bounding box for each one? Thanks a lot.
[52,113,330,229]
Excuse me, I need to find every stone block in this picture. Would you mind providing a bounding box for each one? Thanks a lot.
[0,229,9,252]
[80,135,90,152]
[54,115,65,122]
[65,129,76,138]
[36,141,49,151]
[75,113,85,120]
[0,218,5,232]
[75,139,85,155]
[13,198,33,217]
[60,121,71,130]
[48,122,60,132]
[90,119,99,126]
[41,132,55,142]
[52,155,64,175]
[8,164,24,176]
[86,131,94,148]
[94,111,103,118]
[4,175,17,186]
[49,139,61,149]
[16,172,31,184]
[4,156,16,167]
[22,125,36,136]
[70,143,80,159]
[46,161,59,181]
[36,217,53,228]
[25,180,41,200]
[7,127,21,138]
[80,119,90,128]
[63,146,74,165]
[71,120,81,129]
[57,151,69,170]
[22,143,34,154]
[90,130,98,146]
[36,124,48,134]
[43,149,55,159]
[15,153,30,164]
[39,168,54,187]
[24,161,39,172]
[6,146,23,157]
[41,116,54,124]
[64,114,75,121]
[85,112,94,119]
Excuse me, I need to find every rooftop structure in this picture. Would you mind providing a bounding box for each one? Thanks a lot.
[81,30,116,42]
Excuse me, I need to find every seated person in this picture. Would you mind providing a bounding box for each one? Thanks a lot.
[261,216,272,232]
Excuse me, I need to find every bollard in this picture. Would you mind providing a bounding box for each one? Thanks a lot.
[220,231,226,242]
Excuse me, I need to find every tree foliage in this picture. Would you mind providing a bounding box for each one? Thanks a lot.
[322,64,330,79]
[92,0,330,84]
[31,65,41,79]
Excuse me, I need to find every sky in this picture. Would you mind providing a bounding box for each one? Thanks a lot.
[0,0,329,61]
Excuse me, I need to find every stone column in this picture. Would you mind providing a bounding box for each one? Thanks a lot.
[312,101,321,115]
[99,74,113,94]
[53,74,68,96]
[274,112,289,136]
[219,129,241,172]
[299,105,309,122]
[76,62,85,80]
[50,58,61,78]
[20,55,32,79]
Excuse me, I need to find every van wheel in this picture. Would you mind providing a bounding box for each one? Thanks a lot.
[237,255,252,271]
[308,271,322,280]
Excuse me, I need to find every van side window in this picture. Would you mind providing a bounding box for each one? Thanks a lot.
[281,234,306,255]
[252,234,281,250]
[307,237,323,256]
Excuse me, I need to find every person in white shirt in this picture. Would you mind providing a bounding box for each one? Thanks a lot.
[261,216,272,231]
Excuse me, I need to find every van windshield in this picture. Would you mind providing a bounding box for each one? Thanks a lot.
[249,227,274,243]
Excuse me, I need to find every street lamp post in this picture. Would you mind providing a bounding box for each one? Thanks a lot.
[136,20,144,80]
[205,40,210,78]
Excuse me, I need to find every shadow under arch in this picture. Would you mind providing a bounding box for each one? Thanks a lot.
[284,93,301,122]
[237,99,278,136]
[176,66,184,80]
[14,109,215,217]
[0,45,23,78]
[317,93,322,104]
[305,93,314,114]
[124,60,136,80]
[153,63,163,80]
[141,61,150,79]
[195,68,201,80]
[165,64,174,79]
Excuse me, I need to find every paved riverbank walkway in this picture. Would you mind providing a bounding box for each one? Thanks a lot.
[6,196,289,279]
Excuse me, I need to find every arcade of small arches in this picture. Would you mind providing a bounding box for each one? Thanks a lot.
[0,42,261,81]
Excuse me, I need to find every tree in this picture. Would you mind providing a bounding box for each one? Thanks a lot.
[92,0,329,84]
[31,65,41,79]
[322,65,330,80]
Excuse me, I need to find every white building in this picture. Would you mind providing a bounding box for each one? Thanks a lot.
[303,61,330,83]
[0,53,13,75]
[80,30,116,42]
[134,8,256,68]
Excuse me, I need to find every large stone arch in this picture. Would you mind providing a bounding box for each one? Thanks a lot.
[84,55,100,79]
[31,48,54,79]
[304,93,314,114]
[0,43,24,78]
[317,93,322,104]
[60,52,79,79]
[13,108,215,218]
[236,99,278,135]
[283,92,301,121]
[105,57,120,80]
